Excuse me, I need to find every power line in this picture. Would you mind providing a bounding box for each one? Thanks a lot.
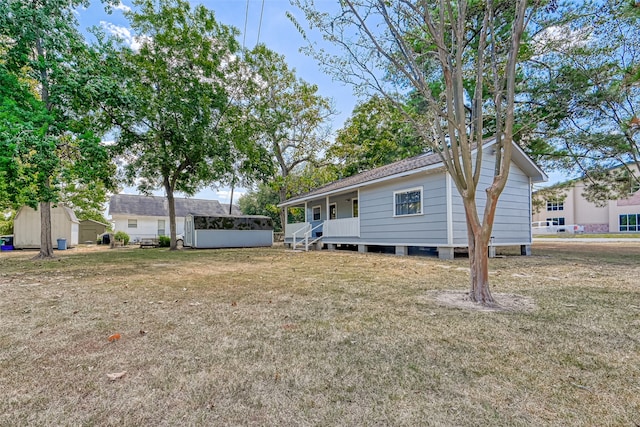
[242,0,250,50]
[256,0,265,46]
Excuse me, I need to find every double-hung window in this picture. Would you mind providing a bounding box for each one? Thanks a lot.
[620,214,639,232]
[394,187,423,216]
[546,200,564,211]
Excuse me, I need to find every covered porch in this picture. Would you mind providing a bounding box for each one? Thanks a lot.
[282,190,360,250]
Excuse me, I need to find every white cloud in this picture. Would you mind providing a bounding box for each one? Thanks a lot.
[100,21,149,51]
[100,21,132,41]
[113,2,131,13]
[532,25,591,55]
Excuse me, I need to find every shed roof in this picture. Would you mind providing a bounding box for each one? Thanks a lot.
[79,219,109,227]
[63,205,80,223]
[280,139,547,206]
[15,204,80,223]
[109,194,241,217]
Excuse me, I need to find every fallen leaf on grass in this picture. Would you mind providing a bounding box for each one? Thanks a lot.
[108,333,121,342]
[106,371,127,381]
[231,301,237,307]
[139,330,147,335]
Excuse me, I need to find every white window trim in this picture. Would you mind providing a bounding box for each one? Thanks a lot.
[393,186,424,217]
[312,205,321,221]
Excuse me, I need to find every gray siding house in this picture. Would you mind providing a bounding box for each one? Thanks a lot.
[279,141,547,259]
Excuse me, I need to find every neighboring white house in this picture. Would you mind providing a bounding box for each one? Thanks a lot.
[108,194,241,242]
[279,141,547,259]
[14,204,79,249]
[532,179,640,233]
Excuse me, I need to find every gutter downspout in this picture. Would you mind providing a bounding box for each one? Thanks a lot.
[446,172,453,245]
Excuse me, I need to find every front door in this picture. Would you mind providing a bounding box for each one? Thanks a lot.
[329,203,337,220]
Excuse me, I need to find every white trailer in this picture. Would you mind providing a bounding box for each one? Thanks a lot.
[183,214,273,249]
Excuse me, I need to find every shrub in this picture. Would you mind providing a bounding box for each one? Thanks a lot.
[113,231,130,246]
[158,236,171,247]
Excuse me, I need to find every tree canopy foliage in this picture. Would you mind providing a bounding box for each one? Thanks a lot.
[524,0,640,200]
[328,95,424,178]
[0,0,115,258]
[238,184,282,231]
[96,0,273,249]
[243,45,335,227]
[293,0,535,304]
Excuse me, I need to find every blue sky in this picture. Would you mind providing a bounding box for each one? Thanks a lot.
[77,0,356,203]
[77,1,565,207]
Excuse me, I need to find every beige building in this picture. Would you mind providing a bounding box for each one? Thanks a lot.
[14,204,80,249]
[533,180,640,233]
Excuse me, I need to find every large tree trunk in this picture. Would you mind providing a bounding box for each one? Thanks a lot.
[462,187,502,305]
[467,226,493,304]
[34,202,54,259]
[165,180,178,251]
[33,35,54,260]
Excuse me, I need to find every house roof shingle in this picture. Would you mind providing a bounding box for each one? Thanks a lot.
[281,151,445,206]
[281,139,547,206]
[109,194,241,217]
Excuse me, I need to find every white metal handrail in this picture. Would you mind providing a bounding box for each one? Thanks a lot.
[304,223,324,251]
[291,223,311,251]
[292,222,323,251]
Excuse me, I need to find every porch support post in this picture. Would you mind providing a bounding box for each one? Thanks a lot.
[304,202,308,223]
[326,196,330,220]
[438,247,454,260]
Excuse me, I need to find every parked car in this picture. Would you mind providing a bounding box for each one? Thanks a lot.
[532,220,561,235]
[532,221,584,235]
[568,224,585,234]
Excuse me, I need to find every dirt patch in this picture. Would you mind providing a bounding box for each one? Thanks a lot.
[428,290,537,313]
